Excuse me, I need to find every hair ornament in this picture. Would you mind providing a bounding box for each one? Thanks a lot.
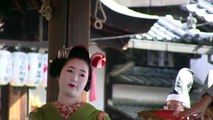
[57,47,71,59]
[89,52,106,102]
[91,53,106,69]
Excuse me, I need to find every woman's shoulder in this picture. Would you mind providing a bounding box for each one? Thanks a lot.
[28,107,45,120]
[85,103,110,120]
[28,103,54,120]
[98,111,110,120]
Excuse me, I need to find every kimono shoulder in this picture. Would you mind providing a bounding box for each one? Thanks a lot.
[28,103,63,120]
[28,103,110,120]
[28,107,44,120]
[71,103,110,120]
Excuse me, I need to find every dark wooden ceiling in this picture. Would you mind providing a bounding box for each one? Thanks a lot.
[0,0,47,41]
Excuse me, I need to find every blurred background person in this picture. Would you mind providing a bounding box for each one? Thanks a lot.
[164,68,194,113]
[177,70,213,120]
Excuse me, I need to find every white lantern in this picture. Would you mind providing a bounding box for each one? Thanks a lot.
[26,52,43,87]
[10,52,28,86]
[0,50,12,85]
[41,53,48,87]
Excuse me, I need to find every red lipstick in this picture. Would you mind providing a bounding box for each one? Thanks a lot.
[68,84,76,88]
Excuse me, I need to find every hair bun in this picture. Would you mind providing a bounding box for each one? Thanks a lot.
[91,53,106,68]
[49,58,66,78]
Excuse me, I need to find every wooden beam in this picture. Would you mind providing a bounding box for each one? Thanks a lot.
[68,0,90,47]
[48,0,91,102]
[8,86,27,120]
[0,39,48,49]
[47,0,65,102]
[0,86,9,120]
[128,39,213,54]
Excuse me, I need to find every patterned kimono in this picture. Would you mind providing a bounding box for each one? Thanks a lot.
[29,102,110,120]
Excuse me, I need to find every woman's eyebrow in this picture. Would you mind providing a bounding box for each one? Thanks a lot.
[80,69,86,73]
[68,66,75,69]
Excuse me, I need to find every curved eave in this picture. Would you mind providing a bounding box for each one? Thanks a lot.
[91,0,158,34]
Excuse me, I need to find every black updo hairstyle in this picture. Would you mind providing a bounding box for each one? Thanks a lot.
[49,45,91,91]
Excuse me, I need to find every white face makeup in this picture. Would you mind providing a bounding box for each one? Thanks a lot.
[58,58,89,98]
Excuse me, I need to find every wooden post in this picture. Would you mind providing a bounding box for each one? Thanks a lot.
[1,86,9,120]
[47,0,91,102]
[8,86,27,120]
[47,0,65,102]
[68,0,90,47]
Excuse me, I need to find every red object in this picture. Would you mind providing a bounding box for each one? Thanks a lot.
[89,52,106,102]
[91,53,106,68]
[43,65,48,72]
[154,110,181,119]
[89,69,96,102]
[138,109,187,120]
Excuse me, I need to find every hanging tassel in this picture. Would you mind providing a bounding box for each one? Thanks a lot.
[89,68,97,102]
[89,53,106,102]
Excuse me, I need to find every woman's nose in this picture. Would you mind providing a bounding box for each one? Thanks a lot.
[72,74,78,82]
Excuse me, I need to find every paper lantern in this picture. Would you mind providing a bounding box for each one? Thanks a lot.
[41,53,48,87]
[26,52,43,87]
[0,50,12,85]
[10,52,28,86]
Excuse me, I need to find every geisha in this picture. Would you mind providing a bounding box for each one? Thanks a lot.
[29,45,110,120]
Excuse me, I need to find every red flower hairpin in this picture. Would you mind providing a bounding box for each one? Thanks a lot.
[89,53,106,102]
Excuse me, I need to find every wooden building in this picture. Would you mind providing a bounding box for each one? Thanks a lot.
[0,0,212,119]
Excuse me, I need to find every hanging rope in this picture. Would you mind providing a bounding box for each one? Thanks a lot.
[94,0,107,30]
[39,0,52,21]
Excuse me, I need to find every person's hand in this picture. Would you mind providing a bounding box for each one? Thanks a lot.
[175,95,212,119]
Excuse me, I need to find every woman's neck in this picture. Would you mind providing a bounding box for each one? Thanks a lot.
[57,93,80,106]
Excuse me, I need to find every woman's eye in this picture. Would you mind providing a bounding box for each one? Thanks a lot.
[67,69,73,73]
[80,74,85,77]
